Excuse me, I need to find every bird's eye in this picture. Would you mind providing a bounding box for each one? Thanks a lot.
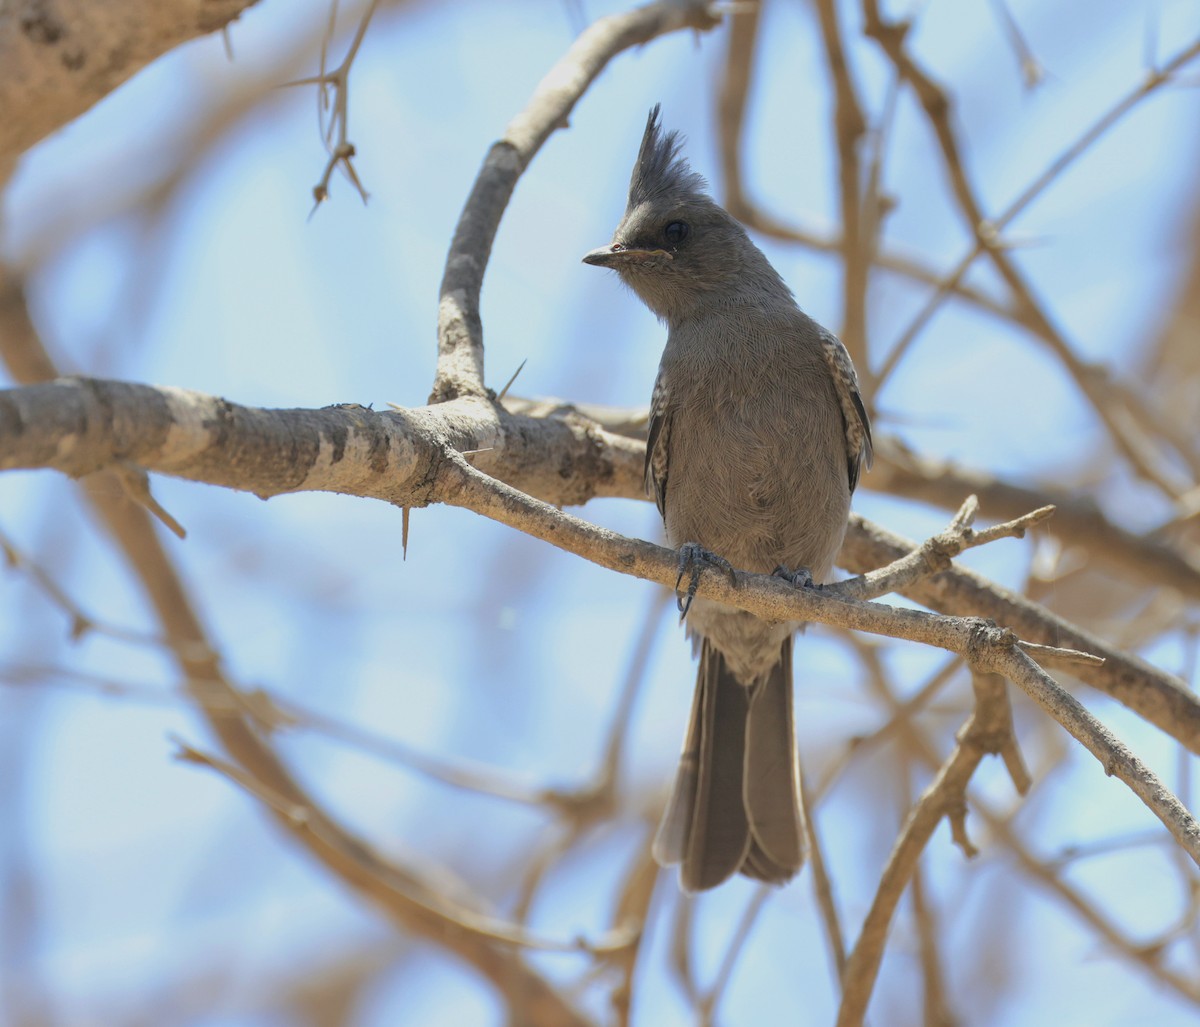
[663,221,689,246]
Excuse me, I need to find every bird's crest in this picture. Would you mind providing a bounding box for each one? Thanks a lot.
[628,104,707,209]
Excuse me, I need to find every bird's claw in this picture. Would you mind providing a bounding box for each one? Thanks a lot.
[675,543,735,619]
[773,565,820,590]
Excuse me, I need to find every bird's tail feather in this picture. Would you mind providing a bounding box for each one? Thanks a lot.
[653,638,805,892]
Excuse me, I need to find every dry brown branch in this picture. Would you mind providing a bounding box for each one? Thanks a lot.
[427,454,1200,865]
[0,377,644,507]
[861,0,1200,495]
[837,676,1026,1026]
[15,377,1198,623]
[285,0,381,208]
[174,738,637,956]
[4,372,1197,826]
[801,762,848,984]
[6,375,1199,763]
[841,515,1200,753]
[834,494,1056,603]
[867,436,1200,602]
[864,664,1200,1009]
[714,1,1020,342]
[813,0,869,367]
[608,839,661,1027]
[7,14,347,276]
[667,894,700,1008]
[911,864,956,1027]
[907,859,955,1027]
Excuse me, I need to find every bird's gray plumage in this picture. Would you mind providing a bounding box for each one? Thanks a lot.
[584,106,871,891]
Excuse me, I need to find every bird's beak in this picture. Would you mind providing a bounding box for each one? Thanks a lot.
[582,245,672,267]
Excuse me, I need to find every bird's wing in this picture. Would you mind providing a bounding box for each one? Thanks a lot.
[645,374,672,517]
[818,329,873,492]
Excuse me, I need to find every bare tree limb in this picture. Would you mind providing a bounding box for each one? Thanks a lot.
[837,679,1023,1027]
[0,377,643,507]
[0,0,258,162]
[861,0,1200,495]
[6,375,1198,759]
[714,1,1021,341]
[813,0,869,367]
[868,436,1200,602]
[0,285,598,1027]
[431,0,721,401]
[841,515,1200,753]
[427,453,1200,866]
[506,395,1200,603]
[174,739,637,955]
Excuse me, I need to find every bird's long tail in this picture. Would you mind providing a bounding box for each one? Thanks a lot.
[652,638,805,892]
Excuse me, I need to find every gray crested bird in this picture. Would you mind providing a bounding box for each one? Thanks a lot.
[583,106,872,892]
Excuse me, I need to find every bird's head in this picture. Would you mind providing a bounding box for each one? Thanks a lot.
[583,105,782,322]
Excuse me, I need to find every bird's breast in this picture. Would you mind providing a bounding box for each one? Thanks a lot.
[657,343,850,579]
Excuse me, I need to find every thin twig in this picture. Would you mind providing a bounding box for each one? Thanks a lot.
[985,0,1045,87]
[282,0,380,210]
[801,760,848,984]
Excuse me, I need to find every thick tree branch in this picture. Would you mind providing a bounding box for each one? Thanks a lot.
[0,0,257,162]
[12,371,1191,858]
[5,375,1199,755]
[507,394,1200,602]
[0,377,643,507]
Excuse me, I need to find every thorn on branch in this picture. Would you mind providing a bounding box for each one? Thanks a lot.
[115,463,187,539]
[1017,639,1105,667]
[496,358,528,402]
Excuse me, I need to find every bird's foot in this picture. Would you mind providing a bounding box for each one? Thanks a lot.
[773,565,821,590]
[675,543,736,619]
